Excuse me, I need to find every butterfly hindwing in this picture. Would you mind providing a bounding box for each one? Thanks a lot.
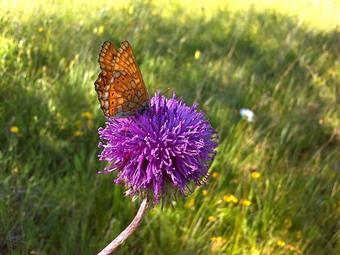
[107,70,148,117]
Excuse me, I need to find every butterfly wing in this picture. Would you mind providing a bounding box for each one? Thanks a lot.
[94,41,149,117]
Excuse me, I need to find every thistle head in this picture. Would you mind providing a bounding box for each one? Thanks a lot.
[98,93,218,204]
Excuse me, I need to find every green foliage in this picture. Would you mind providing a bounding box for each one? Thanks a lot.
[1,1,339,254]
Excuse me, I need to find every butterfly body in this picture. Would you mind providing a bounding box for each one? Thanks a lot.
[95,41,149,118]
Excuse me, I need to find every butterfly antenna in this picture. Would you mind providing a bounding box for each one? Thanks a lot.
[161,87,173,97]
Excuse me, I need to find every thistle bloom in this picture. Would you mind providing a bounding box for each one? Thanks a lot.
[98,93,217,204]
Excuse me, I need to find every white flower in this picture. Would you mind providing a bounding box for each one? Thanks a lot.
[240,109,254,122]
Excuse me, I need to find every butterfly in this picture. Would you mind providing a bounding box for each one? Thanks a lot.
[94,40,149,118]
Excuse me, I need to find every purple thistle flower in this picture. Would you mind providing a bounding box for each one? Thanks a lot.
[98,93,218,204]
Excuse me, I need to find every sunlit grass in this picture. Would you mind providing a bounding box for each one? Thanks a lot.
[1,0,339,254]
[3,0,340,31]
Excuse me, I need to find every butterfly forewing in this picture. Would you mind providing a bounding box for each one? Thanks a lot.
[98,41,117,73]
[95,40,149,117]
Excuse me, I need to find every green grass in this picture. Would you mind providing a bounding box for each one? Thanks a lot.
[1,1,339,254]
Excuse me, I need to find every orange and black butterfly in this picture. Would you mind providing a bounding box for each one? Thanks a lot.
[94,40,149,118]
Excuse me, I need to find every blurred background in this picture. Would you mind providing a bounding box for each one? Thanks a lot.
[1,0,339,254]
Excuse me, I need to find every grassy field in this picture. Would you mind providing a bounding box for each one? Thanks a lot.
[1,0,339,254]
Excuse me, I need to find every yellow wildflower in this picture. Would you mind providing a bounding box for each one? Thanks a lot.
[250,247,260,255]
[212,172,220,179]
[210,236,226,253]
[202,189,208,196]
[194,50,201,60]
[73,130,83,137]
[251,171,261,179]
[276,240,286,247]
[81,111,94,121]
[10,126,20,134]
[93,26,104,35]
[185,197,195,209]
[223,194,238,204]
[38,27,44,33]
[208,216,217,222]
[240,199,252,207]
[97,26,104,35]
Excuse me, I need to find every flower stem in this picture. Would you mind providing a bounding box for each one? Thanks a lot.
[97,198,149,255]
